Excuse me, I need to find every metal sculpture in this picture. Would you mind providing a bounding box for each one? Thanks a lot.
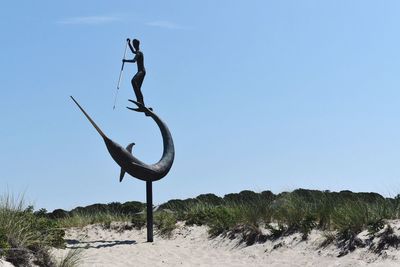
[71,97,174,242]
[123,38,147,107]
[70,39,174,242]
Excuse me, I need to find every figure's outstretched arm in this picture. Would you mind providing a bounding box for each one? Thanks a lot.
[123,54,138,63]
[127,39,137,54]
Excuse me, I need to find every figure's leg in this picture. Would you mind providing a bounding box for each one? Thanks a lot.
[131,76,144,106]
[137,72,145,88]
[129,72,150,115]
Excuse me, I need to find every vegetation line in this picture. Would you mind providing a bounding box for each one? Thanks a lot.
[2,188,400,265]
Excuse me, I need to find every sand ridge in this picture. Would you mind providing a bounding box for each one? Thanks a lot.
[49,221,400,267]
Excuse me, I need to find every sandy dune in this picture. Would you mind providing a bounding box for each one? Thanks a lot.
[0,260,15,267]
[48,222,400,267]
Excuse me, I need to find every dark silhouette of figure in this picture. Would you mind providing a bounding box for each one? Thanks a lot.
[123,38,146,106]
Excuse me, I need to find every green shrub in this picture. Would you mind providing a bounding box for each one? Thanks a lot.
[0,194,65,266]
[159,199,198,212]
[312,193,336,230]
[266,224,287,240]
[196,194,224,206]
[48,209,68,219]
[207,206,240,237]
[57,211,131,228]
[56,248,84,267]
[299,215,317,240]
[332,201,382,240]
[102,219,112,230]
[227,224,267,245]
[131,214,146,229]
[120,201,145,214]
[185,204,214,226]
[367,219,385,236]
[155,212,177,238]
[237,199,272,228]
[0,228,10,257]
[224,190,261,205]
[273,193,315,232]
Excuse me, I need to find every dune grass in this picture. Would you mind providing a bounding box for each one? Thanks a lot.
[54,248,84,267]
[45,189,400,258]
[157,189,400,248]
[2,188,398,266]
[57,211,132,229]
[154,211,177,238]
[0,193,65,266]
[47,189,400,248]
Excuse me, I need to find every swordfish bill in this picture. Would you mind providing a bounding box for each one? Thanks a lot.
[70,96,175,182]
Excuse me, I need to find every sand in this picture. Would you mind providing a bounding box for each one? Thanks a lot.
[3,221,400,266]
[0,260,14,267]
[48,221,400,267]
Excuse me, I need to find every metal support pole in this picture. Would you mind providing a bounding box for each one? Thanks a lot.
[146,181,153,242]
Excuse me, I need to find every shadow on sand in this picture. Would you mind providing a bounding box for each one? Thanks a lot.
[66,239,137,249]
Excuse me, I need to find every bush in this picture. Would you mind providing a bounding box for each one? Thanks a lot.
[266,224,287,240]
[224,190,261,205]
[155,212,177,238]
[196,194,224,206]
[185,204,214,226]
[57,211,131,228]
[120,201,145,214]
[48,209,68,220]
[207,206,240,237]
[131,214,146,229]
[273,193,315,233]
[312,192,336,230]
[159,199,198,212]
[56,248,84,267]
[0,228,10,257]
[237,199,272,228]
[0,194,65,266]
[299,215,316,240]
[332,201,380,240]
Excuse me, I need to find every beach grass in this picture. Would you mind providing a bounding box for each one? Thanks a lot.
[3,188,400,266]
[152,189,400,248]
[155,211,177,238]
[0,193,65,266]
[55,248,84,267]
[57,211,132,229]
[47,190,400,246]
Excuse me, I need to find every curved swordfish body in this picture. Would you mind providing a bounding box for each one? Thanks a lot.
[70,96,175,182]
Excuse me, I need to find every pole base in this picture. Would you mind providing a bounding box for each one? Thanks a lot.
[146,181,153,242]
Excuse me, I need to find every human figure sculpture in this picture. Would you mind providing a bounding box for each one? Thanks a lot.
[123,38,146,106]
[71,38,174,243]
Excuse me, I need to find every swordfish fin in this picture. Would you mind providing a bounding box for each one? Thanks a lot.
[119,142,135,182]
[70,96,106,138]
[119,169,126,182]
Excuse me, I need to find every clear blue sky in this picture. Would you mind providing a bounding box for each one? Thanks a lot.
[1,1,400,211]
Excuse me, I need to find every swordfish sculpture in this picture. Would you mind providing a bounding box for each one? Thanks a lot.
[71,38,174,242]
[70,96,175,182]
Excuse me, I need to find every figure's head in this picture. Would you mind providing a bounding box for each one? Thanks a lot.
[132,39,140,50]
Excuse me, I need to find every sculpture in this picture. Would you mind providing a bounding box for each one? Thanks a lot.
[71,39,174,242]
[123,38,147,108]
